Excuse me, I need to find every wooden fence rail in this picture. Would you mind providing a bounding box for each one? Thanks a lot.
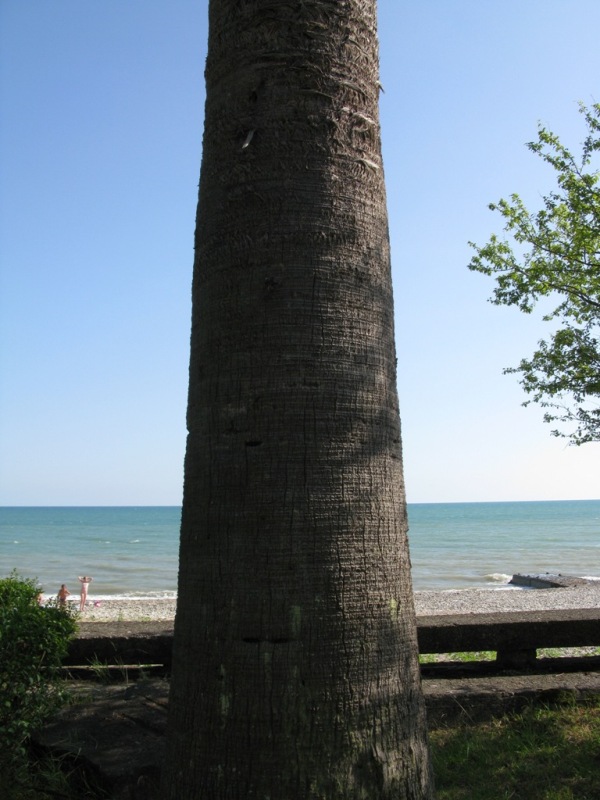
[66,608,600,673]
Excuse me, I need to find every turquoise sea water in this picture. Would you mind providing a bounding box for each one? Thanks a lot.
[1,501,598,598]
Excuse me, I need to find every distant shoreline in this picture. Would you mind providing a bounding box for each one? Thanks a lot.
[59,583,600,623]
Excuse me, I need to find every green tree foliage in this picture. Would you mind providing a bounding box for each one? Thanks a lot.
[468,103,600,444]
[0,572,77,788]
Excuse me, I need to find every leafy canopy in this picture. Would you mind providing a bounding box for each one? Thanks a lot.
[468,103,600,445]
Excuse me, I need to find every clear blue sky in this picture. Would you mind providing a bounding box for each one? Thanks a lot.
[1,0,598,506]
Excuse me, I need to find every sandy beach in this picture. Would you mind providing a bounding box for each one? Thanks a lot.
[70,583,600,623]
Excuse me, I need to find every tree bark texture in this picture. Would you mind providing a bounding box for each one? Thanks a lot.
[162,1,434,797]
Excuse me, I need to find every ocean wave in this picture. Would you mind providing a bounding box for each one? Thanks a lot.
[91,590,178,601]
[484,573,512,584]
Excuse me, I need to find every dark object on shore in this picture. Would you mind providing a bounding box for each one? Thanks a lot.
[510,573,591,589]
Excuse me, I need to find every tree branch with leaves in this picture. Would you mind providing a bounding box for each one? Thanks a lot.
[469,102,600,444]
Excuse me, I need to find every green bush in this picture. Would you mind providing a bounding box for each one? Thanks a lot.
[0,572,78,784]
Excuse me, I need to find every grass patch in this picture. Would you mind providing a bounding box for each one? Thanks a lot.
[538,646,600,659]
[420,646,600,664]
[430,694,600,799]
[420,651,496,664]
[0,750,105,800]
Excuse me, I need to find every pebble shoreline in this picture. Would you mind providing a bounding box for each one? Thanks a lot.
[71,584,600,623]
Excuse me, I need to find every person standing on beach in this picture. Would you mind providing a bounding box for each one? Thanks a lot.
[77,576,92,611]
[57,584,70,606]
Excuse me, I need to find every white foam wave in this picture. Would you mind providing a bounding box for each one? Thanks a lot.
[90,590,178,601]
[484,573,512,584]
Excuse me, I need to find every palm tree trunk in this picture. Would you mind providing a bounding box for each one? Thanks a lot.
[161,1,434,797]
